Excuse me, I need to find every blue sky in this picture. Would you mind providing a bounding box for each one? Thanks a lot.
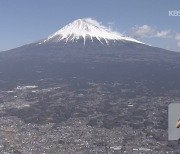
[0,0,180,51]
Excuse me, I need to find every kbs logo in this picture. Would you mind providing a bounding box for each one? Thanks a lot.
[169,10,180,16]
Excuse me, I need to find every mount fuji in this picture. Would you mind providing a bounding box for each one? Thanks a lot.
[1,18,180,153]
[39,18,145,45]
[0,18,180,91]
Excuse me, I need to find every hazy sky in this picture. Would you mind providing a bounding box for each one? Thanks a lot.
[0,0,180,51]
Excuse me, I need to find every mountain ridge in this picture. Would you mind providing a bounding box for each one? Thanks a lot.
[0,18,180,91]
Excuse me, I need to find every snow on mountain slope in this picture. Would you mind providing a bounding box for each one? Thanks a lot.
[40,18,146,45]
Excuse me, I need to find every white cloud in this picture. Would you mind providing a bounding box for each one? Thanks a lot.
[107,22,115,26]
[177,42,180,47]
[176,33,180,40]
[130,25,180,48]
[107,22,115,31]
[130,25,155,38]
[130,25,172,39]
[156,30,171,38]
[176,34,180,47]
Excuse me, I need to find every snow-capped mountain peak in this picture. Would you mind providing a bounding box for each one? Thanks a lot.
[40,18,145,45]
